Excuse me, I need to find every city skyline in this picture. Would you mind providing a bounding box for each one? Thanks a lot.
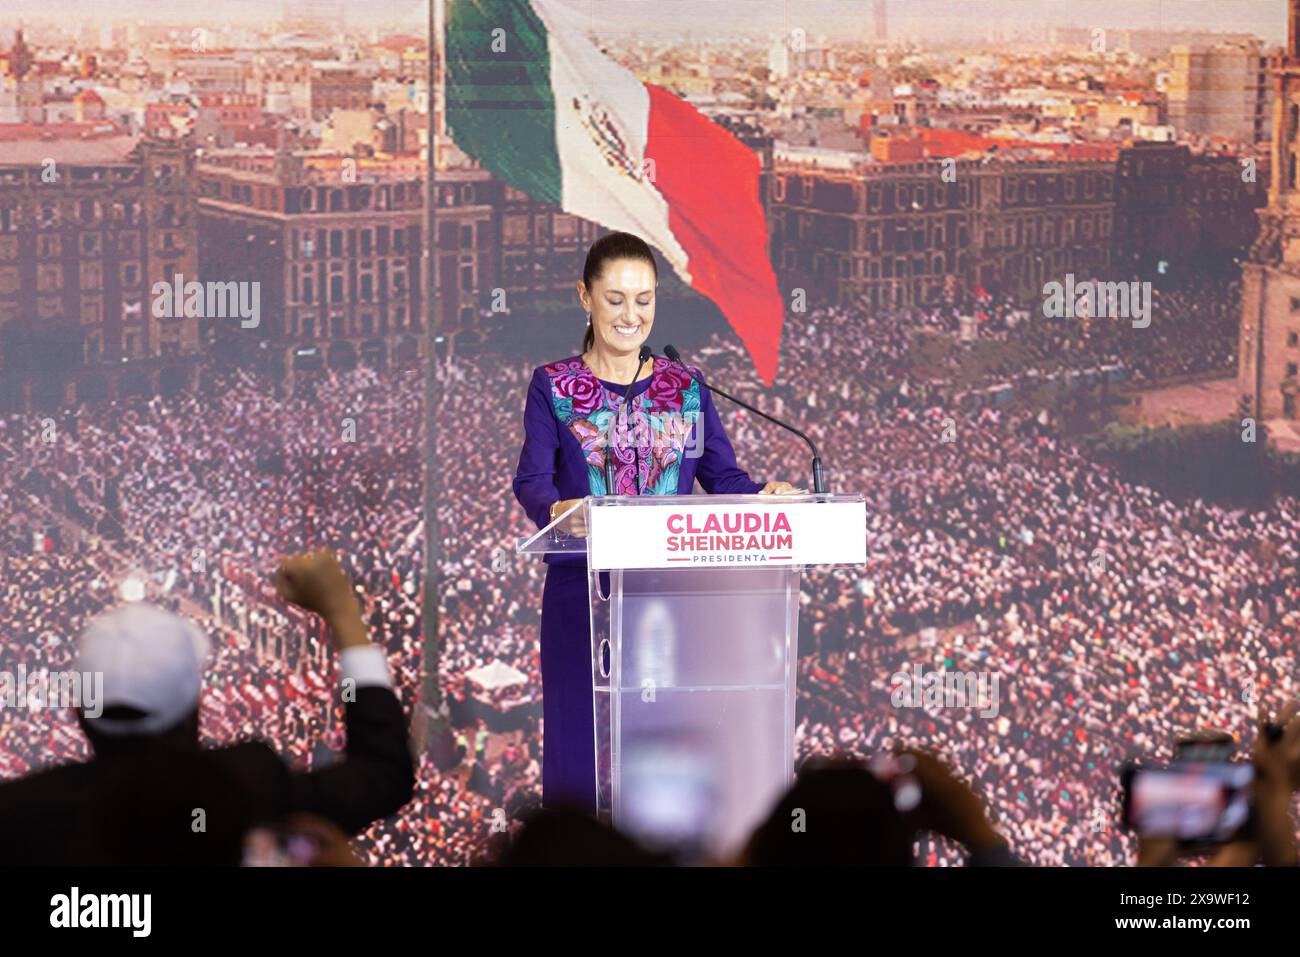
[0,1,1289,42]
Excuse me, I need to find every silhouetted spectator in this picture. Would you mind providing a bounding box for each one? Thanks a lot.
[489,805,674,867]
[0,550,414,864]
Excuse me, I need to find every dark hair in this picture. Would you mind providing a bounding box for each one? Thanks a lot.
[488,805,674,867]
[741,757,912,866]
[580,231,658,353]
[78,705,200,760]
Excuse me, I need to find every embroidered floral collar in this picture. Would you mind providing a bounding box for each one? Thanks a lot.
[541,355,703,495]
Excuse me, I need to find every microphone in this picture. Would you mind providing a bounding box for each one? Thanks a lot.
[602,345,652,495]
[662,344,828,494]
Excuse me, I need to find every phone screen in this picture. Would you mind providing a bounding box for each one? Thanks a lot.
[1123,762,1254,845]
[242,826,322,867]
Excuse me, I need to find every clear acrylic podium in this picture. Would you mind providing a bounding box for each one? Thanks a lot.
[517,492,866,860]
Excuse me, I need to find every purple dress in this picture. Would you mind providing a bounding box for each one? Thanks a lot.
[512,355,763,810]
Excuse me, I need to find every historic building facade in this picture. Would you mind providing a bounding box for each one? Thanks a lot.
[197,149,426,377]
[769,148,1116,310]
[771,141,1263,313]
[196,148,604,374]
[1239,0,1300,422]
[0,135,199,410]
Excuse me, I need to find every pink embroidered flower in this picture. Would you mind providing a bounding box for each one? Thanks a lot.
[648,364,692,410]
[554,373,602,416]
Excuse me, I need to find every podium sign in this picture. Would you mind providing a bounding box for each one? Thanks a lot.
[517,492,865,860]
[588,496,866,570]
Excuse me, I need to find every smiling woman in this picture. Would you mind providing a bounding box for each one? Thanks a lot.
[510,230,793,812]
[576,232,658,382]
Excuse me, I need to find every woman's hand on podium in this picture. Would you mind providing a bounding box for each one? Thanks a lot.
[550,498,587,537]
[758,481,798,495]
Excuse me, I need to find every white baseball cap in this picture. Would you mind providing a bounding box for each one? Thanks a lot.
[75,603,212,736]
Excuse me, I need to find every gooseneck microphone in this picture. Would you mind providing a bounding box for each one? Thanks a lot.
[602,344,652,495]
[662,343,828,494]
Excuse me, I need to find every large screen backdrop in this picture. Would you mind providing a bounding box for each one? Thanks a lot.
[1,0,1297,867]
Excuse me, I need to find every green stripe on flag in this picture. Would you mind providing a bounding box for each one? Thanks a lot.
[445,0,562,206]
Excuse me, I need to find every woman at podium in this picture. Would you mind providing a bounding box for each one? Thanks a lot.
[512,231,793,812]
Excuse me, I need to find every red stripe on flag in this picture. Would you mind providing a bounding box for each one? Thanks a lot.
[644,84,784,386]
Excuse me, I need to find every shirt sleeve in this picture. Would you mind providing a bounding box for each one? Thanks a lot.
[512,367,563,531]
[338,644,393,690]
[694,377,764,495]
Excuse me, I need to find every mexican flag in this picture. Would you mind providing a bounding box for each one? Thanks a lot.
[443,0,784,385]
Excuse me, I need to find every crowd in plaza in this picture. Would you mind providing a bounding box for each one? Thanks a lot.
[936,273,1241,390]
[1,271,1295,865]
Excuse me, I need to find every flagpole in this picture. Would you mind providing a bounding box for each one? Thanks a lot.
[419,0,445,753]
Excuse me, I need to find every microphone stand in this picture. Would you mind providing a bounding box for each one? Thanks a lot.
[662,345,828,494]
